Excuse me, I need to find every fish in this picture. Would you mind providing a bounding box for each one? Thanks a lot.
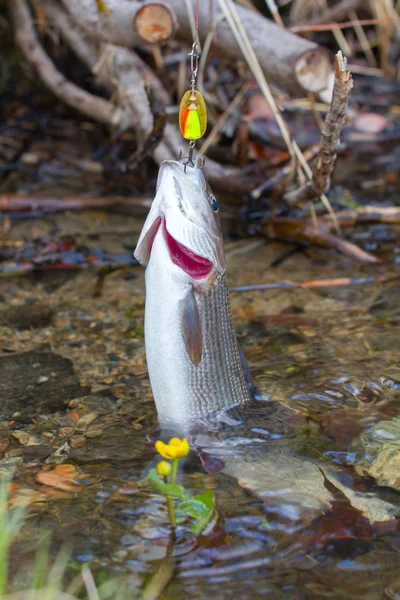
[134,159,251,431]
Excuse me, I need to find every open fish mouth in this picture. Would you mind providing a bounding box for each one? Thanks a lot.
[144,217,213,279]
[163,220,213,279]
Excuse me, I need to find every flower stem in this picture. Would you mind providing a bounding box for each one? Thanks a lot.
[170,458,179,485]
[166,496,176,526]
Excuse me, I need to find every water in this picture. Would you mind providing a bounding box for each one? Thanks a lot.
[1,211,400,598]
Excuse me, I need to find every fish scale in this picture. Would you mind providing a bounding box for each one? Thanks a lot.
[189,274,250,418]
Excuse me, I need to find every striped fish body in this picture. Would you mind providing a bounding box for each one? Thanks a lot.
[135,159,250,430]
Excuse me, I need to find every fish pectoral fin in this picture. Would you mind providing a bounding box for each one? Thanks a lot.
[181,288,202,366]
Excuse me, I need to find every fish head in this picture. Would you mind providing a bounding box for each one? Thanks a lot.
[134,159,226,279]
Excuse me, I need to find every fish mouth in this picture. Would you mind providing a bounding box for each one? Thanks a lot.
[164,221,213,278]
[136,217,214,278]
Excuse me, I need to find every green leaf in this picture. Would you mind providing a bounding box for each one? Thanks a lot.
[178,492,215,534]
[192,490,214,511]
[178,499,211,520]
[148,469,186,500]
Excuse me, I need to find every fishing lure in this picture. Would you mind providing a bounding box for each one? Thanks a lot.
[178,0,207,166]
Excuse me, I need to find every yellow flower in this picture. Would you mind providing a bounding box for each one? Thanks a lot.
[155,437,190,460]
[156,461,172,477]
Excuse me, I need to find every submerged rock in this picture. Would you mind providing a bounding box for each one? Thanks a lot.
[0,350,85,421]
[0,304,54,330]
[350,416,400,490]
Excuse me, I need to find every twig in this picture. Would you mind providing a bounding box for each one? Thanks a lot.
[284,52,353,206]
[9,0,124,128]
[349,10,378,67]
[291,17,400,34]
[295,0,363,27]
[199,82,250,156]
[33,0,98,67]
[263,0,284,27]
[249,145,320,201]
[230,273,400,293]
[323,206,400,226]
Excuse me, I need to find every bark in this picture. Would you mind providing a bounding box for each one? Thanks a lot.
[93,44,154,137]
[60,0,333,97]
[59,0,176,46]
[284,52,353,206]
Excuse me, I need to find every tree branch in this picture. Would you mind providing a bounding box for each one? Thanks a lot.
[284,52,353,206]
[9,0,127,129]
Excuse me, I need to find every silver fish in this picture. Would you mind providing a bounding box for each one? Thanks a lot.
[134,159,250,430]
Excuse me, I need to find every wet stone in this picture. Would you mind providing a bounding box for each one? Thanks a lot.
[0,350,86,421]
[370,283,400,319]
[0,304,54,330]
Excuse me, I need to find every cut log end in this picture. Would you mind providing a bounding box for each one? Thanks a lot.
[294,47,333,96]
[134,3,177,45]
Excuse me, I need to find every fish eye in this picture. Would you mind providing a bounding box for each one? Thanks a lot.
[210,195,219,212]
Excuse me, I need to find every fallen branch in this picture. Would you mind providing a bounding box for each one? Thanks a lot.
[93,43,154,140]
[9,0,127,129]
[323,206,400,227]
[266,217,380,263]
[59,0,177,46]
[0,194,152,213]
[284,52,353,206]
[230,272,400,293]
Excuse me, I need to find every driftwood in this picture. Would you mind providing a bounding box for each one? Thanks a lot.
[266,217,380,263]
[230,273,400,293]
[59,0,177,46]
[284,52,353,206]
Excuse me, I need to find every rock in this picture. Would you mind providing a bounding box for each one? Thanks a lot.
[0,304,54,330]
[0,350,86,421]
[350,416,400,491]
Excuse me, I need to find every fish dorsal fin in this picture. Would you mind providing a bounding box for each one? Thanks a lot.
[181,288,202,366]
